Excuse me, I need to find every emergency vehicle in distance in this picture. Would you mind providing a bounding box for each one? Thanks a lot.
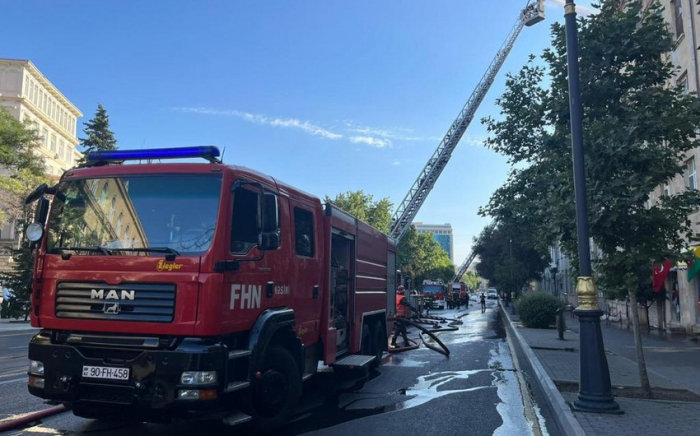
[23,146,396,430]
[421,279,446,310]
[450,281,469,306]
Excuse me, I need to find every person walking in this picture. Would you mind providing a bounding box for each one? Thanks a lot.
[480,292,486,314]
[391,285,418,348]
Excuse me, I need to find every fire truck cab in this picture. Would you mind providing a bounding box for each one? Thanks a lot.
[24,147,395,429]
[421,279,446,310]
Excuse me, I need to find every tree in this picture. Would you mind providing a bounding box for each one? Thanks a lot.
[0,107,48,319]
[481,2,700,398]
[397,226,454,289]
[472,223,549,296]
[78,103,117,165]
[462,271,481,291]
[325,190,392,233]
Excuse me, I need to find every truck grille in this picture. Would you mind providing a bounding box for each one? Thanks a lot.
[79,384,134,404]
[56,282,176,323]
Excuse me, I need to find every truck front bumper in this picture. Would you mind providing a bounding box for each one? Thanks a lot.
[27,331,245,420]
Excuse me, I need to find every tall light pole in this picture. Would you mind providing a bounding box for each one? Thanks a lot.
[564,0,620,413]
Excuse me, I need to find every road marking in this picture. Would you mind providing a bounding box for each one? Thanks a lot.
[0,332,37,338]
[0,377,25,385]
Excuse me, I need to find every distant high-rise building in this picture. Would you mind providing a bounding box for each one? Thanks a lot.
[413,222,454,262]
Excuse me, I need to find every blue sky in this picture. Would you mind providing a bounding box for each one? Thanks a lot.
[2,0,594,265]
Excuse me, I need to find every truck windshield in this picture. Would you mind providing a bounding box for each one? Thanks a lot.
[47,175,222,255]
[423,285,443,294]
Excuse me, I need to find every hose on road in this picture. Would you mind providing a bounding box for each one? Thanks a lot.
[0,404,67,432]
[388,313,465,357]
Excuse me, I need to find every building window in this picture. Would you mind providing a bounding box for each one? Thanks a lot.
[24,79,29,97]
[687,158,697,190]
[50,134,56,152]
[42,128,48,147]
[109,197,116,221]
[100,183,109,207]
[59,140,64,158]
[663,182,671,197]
[116,213,123,236]
[673,0,684,39]
[29,82,34,101]
[124,225,130,242]
[678,72,689,94]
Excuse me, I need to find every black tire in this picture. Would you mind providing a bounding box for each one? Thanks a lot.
[250,345,301,432]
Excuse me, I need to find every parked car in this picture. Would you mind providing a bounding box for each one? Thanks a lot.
[487,288,498,300]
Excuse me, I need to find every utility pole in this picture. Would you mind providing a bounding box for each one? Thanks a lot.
[564,0,620,413]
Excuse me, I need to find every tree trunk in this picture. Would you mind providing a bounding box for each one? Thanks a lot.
[629,291,653,399]
[645,303,651,334]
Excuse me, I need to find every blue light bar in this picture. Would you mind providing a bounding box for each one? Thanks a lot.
[86,146,221,165]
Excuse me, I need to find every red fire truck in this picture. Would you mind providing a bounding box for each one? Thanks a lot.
[421,279,446,310]
[24,147,396,429]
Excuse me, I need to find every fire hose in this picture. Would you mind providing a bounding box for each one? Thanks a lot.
[388,314,464,357]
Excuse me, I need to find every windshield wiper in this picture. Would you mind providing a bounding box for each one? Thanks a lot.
[50,246,113,255]
[110,247,181,259]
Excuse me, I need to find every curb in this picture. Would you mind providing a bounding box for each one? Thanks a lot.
[500,303,586,436]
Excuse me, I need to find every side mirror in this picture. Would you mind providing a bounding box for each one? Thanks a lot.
[25,183,48,204]
[35,197,50,225]
[258,193,280,250]
[259,231,281,251]
[262,193,279,232]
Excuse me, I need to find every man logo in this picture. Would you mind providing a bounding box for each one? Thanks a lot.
[90,289,136,300]
[103,303,120,314]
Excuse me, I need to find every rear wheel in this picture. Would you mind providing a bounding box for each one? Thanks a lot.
[250,346,301,432]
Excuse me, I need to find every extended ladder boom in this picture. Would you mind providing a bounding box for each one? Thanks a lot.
[452,221,498,282]
[389,2,544,240]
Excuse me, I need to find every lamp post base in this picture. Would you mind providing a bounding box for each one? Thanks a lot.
[573,309,622,414]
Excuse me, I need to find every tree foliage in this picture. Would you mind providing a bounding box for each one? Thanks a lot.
[473,223,549,295]
[397,226,454,289]
[78,103,117,165]
[325,190,392,234]
[481,2,700,399]
[481,2,700,299]
[462,271,481,291]
[0,107,48,319]
[327,190,454,289]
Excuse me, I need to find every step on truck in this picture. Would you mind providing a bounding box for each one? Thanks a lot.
[24,146,396,430]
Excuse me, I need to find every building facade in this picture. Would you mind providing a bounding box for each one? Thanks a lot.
[0,58,82,271]
[413,222,454,262]
[645,0,700,334]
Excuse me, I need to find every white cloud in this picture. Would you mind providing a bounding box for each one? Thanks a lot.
[173,106,343,140]
[392,160,401,166]
[349,136,392,148]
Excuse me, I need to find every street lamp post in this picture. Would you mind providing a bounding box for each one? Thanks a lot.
[564,0,620,413]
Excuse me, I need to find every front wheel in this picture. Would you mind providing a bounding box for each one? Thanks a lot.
[250,346,301,431]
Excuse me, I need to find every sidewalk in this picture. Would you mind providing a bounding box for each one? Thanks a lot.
[501,303,700,436]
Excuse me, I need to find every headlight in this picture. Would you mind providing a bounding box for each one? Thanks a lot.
[180,371,217,385]
[29,360,44,376]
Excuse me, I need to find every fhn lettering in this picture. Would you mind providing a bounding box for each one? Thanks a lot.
[230,284,261,310]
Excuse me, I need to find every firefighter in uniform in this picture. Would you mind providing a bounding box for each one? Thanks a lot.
[391,285,418,348]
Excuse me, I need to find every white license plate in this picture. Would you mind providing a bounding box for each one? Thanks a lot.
[82,365,130,381]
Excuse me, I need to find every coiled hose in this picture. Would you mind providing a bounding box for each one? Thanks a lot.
[388,314,464,356]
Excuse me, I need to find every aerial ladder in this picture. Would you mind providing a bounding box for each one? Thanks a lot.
[451,221,496,282]
[388,1,545,241]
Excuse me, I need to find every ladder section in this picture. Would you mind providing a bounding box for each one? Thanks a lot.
[388,2,545,241]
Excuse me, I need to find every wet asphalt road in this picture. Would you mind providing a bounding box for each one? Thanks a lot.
[0,299,546,436]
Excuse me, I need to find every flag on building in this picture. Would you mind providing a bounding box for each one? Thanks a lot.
[652,259,672,292]
[687,247,700,282]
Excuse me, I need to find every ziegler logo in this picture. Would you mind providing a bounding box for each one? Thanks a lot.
[157,260,183,272]
[90,289,136,300]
